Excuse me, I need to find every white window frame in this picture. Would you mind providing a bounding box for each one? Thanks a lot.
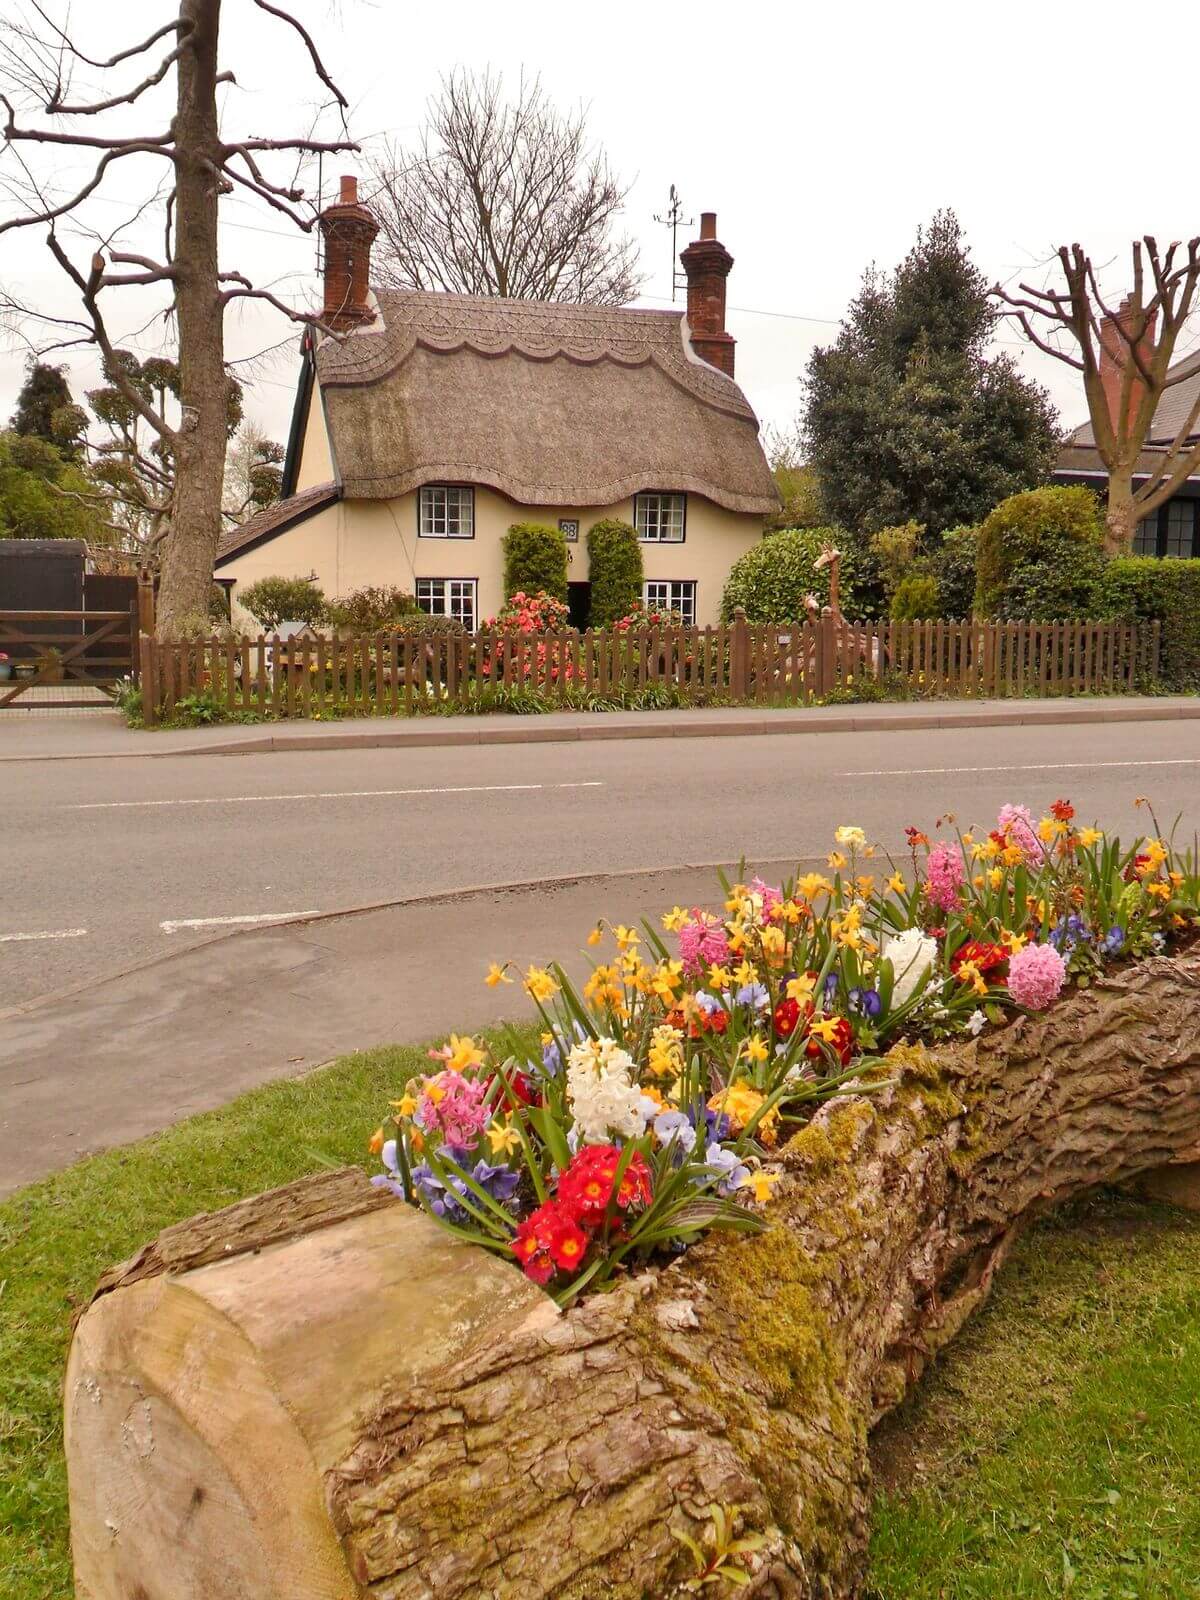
[418,484,474,539]
[643,580,696,626]
[634,492,686,543]
[416,578,477,631]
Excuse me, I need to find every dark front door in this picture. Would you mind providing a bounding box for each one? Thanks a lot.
[568,582,591,630]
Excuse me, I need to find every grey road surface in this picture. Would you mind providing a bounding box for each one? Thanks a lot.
[3,717,1200,1009]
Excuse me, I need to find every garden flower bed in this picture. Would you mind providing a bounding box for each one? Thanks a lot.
[67,801,1200,1600]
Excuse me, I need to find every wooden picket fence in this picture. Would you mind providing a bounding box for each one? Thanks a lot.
[139,612,1162,726]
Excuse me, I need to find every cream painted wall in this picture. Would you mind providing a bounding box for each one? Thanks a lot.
[219,487,762,627]
[292,388,336,492]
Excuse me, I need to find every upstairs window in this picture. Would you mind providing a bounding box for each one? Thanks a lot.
[419,485,474,538]
[634,492,686,542]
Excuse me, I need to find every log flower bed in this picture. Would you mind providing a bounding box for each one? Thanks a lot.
[67,804,1200,1599]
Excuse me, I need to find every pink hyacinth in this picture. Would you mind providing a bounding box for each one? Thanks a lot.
[678,911,730,974]
[749,876,783,912]
[925,840,965,912]
[417,1072,490,1149]
[1006,942,1067,1010]
[997,803,1045,865]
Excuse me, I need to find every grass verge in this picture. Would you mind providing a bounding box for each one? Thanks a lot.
[868,1193,1200,1599]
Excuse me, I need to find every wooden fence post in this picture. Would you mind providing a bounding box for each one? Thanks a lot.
[730,607,750,700]
[139,633,158,727]
[137,570,156,637]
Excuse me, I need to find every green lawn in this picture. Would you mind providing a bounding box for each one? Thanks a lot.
[868,1194,1200,1599]
[3,1047,1200,1600]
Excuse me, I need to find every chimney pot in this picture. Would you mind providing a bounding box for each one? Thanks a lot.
[679,211,736,378]
[339,175,358,205]
[319,176,379,331]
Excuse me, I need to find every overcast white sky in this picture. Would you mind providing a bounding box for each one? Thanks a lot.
[2,0,1198,455]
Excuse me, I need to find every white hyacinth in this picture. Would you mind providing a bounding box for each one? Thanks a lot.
[566,1037,645,1144]
[885,927,939,1009]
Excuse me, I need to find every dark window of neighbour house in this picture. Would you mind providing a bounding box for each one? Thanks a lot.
[1133,499,1199,558]
[418,485,474,538]
[416,578,476,630]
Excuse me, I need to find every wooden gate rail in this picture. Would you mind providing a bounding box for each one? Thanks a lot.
[139,613,1162,728]
[0,605,138,709]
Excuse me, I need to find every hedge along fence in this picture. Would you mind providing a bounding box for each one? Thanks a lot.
[139,612,1162,726]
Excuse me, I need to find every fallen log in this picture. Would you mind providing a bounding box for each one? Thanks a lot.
[67,952,1200,1599]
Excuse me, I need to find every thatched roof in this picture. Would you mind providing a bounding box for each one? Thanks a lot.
[313,290,779,516]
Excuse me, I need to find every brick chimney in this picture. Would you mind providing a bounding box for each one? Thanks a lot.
[1098,293,1157,438]
[318,175,379,331]
[680,212,735,378]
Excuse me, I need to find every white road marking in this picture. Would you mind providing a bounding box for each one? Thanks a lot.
[160,911,321,934]
[842,758,1200,778]
[71,781,605,811]
[0,927,88,944]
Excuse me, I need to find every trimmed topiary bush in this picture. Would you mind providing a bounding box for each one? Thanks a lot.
[974,486,1105,618]
[932,525,978,618]
[720,526,860,623]
[587,518,643,627]
[1100,557,1200,690]
[890,573,941,620]
[238,574,326,630]
[326,585,420,631]
[502,523,568,603]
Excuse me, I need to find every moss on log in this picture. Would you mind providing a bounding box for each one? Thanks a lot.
[68,954,1200,1599]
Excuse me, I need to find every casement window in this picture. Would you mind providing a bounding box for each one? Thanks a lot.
[418,485,474,538]
[634,492,686,542]
[416,578,477,631]
[1133,500,1199,558]
[1133,515,1159,555]
[643,579,696,626]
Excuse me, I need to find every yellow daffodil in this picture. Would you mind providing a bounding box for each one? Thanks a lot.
[961,831,975,847]
[368,1125,384,1155]
[1002,843,1024,867]
[661,906,690,933]
[1038,816,1067,845]
[796,873,833,901]
[1001,930,1027,954]
[744,1035,769,1064]
[988,867,1004,890]
[485,962,513,988]
[1078,827,1103,848]
[523,966,559,1003]
[855,874,876,897]
[828,850,848,871]
[612,924,640,951]
[759,925,787,963]
[648,1024,685,1079]
[708,962,732,989]
[1146,881,1172,900]
[650,960,684,1002]
[808,1016,843,1043]
[586,924,604,947]
[778,898,804,925]
[445,1033,486,1072]
[887,871,907,895]
[746,1170,780,1204]
[708,1083,779,1145]
[486,1120,521,1157]
[733,959,759,986]
[392,1090,418,1117]
[787,972,816,1002]
[956,959,989,997]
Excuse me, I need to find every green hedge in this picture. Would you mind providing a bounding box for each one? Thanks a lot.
[238,574,326,629]
[502,523,568,602]
[586,518,643,627]
[974,486,1106,618]
[1100,557,1200,690]
[721,526,860,623]
[326,585,419,630]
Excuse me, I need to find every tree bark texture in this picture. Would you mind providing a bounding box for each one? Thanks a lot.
[1104,469,1136,557]
[67,953,1200,1600]
[156,0,226,637]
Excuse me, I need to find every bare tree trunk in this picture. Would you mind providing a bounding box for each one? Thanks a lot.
[156,0,225,638]
[67,953,1200,1600]
[1105,468,1136,556]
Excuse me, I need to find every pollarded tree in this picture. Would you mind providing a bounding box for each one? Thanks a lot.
[993,238,1200,553]
[10,359,87,459]
[804,211,1060,536]
[371,70,642,306]
[0,0,356,634]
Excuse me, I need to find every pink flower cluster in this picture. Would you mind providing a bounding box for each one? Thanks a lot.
[1006,942,1067,1010]
[749,876,783,913]
[925,841,965,912]
[678,911,730,975]
[997,803,1045,865]
[417,1072,490,1147]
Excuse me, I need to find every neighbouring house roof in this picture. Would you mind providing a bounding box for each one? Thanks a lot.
[313,290,780,516]
[1055,350,1200,483]
[215,481,340,567]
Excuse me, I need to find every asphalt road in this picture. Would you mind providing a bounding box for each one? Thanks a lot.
[4,718,1200,1010]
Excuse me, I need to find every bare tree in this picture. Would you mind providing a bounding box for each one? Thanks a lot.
[994,239,1200,553]
[224,417,284,523]
[371,70,642,306]
[0,0,355,634]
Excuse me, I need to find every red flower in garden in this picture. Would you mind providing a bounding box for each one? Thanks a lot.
[487,1069,541,1110]
[1050,799,1075,822]
[804,1016,854,1066]
[905,827,930,849]
[689,1006,728,1038]
[511,1207,558,1284]
[546,1212,589,1273]
[773,996,802,1038]
[557,1145,653,1225]
[950,941,1008,978]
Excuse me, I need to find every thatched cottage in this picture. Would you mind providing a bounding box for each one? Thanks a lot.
[216,179,778,629]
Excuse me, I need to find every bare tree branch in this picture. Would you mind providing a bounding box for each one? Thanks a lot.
[250,0,347,115]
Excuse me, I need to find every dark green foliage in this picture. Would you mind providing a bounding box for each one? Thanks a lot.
[974,486,1106,618]
[0,431,110,542]
[10,361,86,460]
[890,574,941,620]
[932,525,978,618]
[326,585,420,630]
[586,517,643,626]
[769,465,826,532]
[393,611,466,638]
[805,211,1060,535]
[208,583,231,622]
[870,521,926,605]
[721,527,861,622]
[502,522,568,601]
[1100,557,1200,690]
[238,574,327,629]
